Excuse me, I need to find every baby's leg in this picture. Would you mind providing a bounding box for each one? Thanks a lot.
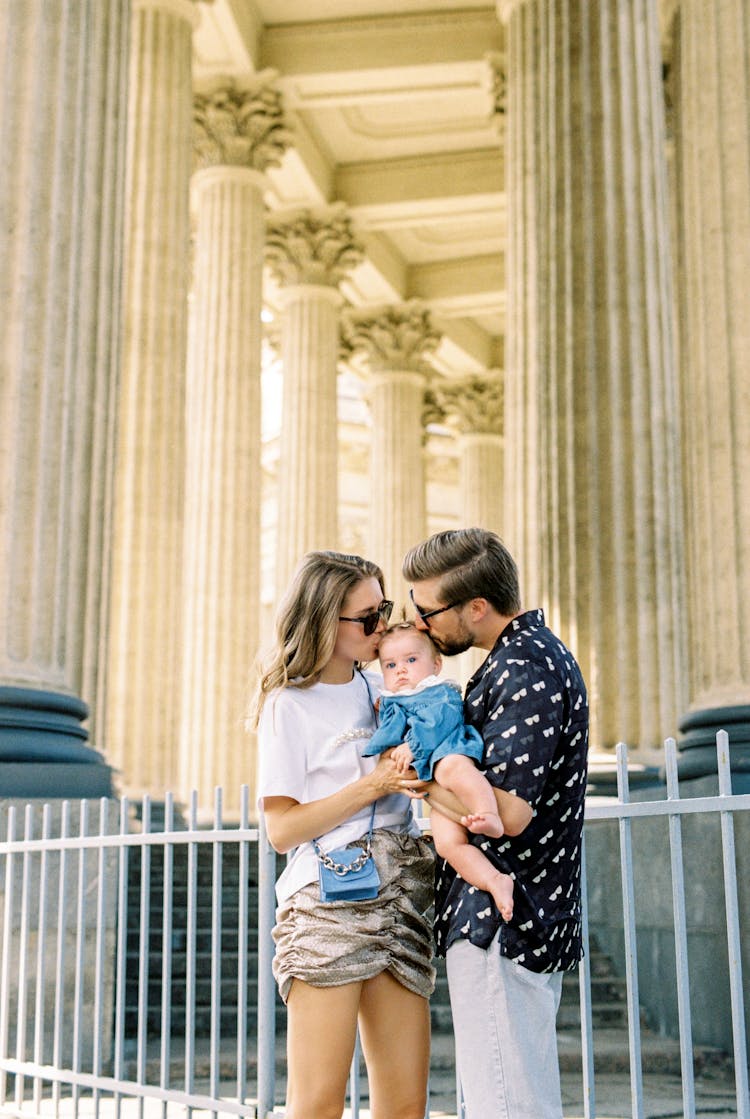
[433,754,503,838]
[431,812,514,921]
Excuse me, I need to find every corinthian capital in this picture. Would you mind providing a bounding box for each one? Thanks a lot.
[432,372,504,435]
[265,204,364,287]
[340,302,440,373]
[193,74,292,172]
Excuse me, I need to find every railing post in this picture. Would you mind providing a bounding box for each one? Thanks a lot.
[664,737,696,1118]
[257,814,277,1118]
[716,731,750,1119]
[615,742,644,1119]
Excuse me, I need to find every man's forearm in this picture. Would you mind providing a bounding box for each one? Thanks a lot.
[424,782,533,835]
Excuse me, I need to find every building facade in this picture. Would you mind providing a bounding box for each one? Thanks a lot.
[1,0,748,814]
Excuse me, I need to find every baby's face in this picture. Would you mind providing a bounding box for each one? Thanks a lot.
[379,632,440,692]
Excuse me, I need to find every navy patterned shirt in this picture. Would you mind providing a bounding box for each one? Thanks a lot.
[434,609,589,972]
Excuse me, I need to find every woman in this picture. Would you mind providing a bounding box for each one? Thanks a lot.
[252,551,435,1119]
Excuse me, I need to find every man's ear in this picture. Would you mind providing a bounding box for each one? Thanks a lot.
[466,597,490,622]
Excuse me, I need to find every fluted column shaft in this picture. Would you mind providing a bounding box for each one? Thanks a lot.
[180,166,266,812]
[265,206,363,592]
[370,373,428,613]
[678,1,750,720]
[461,435,504,532]
[501,0,684,755]
[0,0,129,748]
[106,0,197,796]
[342,304,439,613]
[434,373,504,534]
[179,79,290,814]
[434,372,504,679]
[275,285,343,589]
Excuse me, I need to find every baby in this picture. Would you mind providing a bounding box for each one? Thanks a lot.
[364,622,514,921]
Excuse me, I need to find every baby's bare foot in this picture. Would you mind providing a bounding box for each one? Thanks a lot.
[489,872,514,922]
[462,811,504,839]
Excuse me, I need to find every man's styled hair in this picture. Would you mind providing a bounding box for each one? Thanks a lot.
[402,528,521,617]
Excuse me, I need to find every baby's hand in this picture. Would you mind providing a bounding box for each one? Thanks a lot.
[391,743,414,773]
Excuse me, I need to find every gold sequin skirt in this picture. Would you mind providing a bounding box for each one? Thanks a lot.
[272,828,436,1004]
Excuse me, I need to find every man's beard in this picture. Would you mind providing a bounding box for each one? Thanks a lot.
[429,619,475,658]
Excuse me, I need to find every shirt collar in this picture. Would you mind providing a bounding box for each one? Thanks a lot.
[497,607,546,647]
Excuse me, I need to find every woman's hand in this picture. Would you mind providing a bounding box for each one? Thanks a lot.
[367,749,420,796]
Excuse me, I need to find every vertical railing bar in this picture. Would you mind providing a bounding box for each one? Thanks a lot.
[0,806,18,1108]
[92,799,110,1119]
[236,786,250,1108]
[349,1032,361,1118]
[137,796,152,1119]
[664,738,696,1118]
[14,804,34,1113]
[160,793,175,1118]
[52,800,70,1117]
[185,791,199,1114]
[616,743,644,1119]
[32,803,52,1114]
[256,814,277,1119]
[72,799,90,1116]
[210,788,223,1114]
[113,796,130,1119]
[716,731,750,1119]
[578,834,596,1118]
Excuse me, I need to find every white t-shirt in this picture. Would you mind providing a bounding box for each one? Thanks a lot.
[257,669,419,903]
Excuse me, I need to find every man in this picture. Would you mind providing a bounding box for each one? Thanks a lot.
[402,527,589,1119]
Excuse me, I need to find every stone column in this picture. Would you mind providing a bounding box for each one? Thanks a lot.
[675,0,750,772]
[433,372,504,533]
[341,305,439,614]
[430,372,505,680]
[106,0,199,798]
[499,0,685,760]
[179,79,291,814]
[265,206,364,594]
[0,0,128,794]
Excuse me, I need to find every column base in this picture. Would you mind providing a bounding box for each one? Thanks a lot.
[0,686,113,798]
[676,704,750,781]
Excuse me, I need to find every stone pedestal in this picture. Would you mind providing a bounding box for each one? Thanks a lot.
[675,0,750,772]
[265,207,363,593]
[342,304,439,614]
[0,0,127,794]
[500,0,685,759]
[106,0,199,798]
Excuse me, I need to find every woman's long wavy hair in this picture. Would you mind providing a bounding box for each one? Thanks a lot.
[249,550,385,727]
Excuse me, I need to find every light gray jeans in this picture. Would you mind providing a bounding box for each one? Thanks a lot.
[446,932,564,1119]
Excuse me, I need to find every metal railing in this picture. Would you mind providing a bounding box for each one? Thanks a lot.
[0,734,748,1118]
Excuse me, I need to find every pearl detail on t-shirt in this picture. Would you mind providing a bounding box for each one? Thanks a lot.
[330,727,374,748]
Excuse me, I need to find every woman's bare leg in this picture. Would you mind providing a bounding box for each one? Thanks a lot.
[431,811,514,921]
[285,978,361,1118]
[358,970,431,1119]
